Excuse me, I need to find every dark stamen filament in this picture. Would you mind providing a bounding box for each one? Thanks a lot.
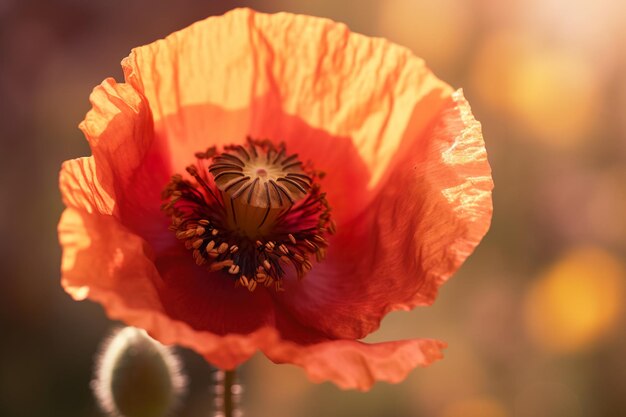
[162,138,333,292]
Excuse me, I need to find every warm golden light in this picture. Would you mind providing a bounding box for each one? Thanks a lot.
[470,32,601,149]
[524,247,625,353]
[8,0,626,414]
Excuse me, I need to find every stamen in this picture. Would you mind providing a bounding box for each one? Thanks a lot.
[161,138,334,292]
[217,243,229,254]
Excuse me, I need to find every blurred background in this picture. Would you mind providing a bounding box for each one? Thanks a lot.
[1,0,625,416]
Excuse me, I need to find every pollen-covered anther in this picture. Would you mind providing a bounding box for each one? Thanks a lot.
[161,137,334,292]
[210,260,234,271]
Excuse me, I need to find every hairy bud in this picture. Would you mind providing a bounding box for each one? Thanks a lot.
[92,327,187,417]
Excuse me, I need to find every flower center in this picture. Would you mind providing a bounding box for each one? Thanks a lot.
[161,138,334,292]
[209,140,312,240]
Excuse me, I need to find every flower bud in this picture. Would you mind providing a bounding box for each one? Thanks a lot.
[92,327,187,417]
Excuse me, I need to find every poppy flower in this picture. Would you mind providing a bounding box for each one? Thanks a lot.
[58,8,493,390]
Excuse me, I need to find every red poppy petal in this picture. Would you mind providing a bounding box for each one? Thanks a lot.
[58,207,277,369]
[79,77,157,192]
[120,9,491,341]
[60,157,116,215]
[392,90,493,306]
[120,9,453,226]
[121,10,258,174]
[62,8,492,389]
[263,337,446,391]
[154,246,277,336]
[59,204,446,385]
[78,77,172,243]
[59,156,342,355]
[276,90,493,339]
[59,156,289,362]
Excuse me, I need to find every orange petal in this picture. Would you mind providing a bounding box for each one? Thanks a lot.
[60,77,148,217]
[60,157,116,215]
[67,77,173,240]
[121,8,453,223]
[275,90,493,339]
[263,338,446,391]
[60,8,492,389]
[58,207,277,368]
[398,90,493,306]
[79,77,159,195]
[59,205,447,387]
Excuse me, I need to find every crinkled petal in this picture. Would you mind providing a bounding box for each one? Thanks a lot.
[121,8,453,225]
[79,78,156,191]
[275,90,493,339]
[60,8,493,389]
[263,337,446,391]
[78,77,172,246]
[154,246,277,336]
[60,157,116,215]
[58,148,280,362]
[60,76,152,218]
[59,160,340,363]
[59,205,445,387]
[58,207,276,368]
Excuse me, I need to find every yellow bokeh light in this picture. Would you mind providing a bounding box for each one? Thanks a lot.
[524,247,625,353]
[440,397,508,417]
[470,32,601,149]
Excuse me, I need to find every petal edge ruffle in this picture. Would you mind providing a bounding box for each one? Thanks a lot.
[59,206,446,389]
[58,207,274,368]
[264,337,446,391]
[273,89,493,340]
